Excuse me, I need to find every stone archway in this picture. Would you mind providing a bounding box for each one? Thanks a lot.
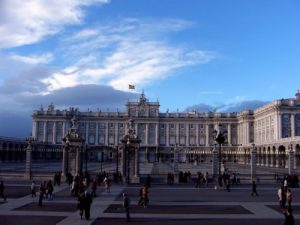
[278,145,286,168]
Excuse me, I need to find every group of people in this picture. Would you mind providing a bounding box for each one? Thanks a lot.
[36,180,54,206]
[195,171,209,188]
[277,181,294,225]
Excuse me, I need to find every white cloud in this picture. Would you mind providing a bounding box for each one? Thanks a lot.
[0,0,110,48]
[10,53,54,65]
[39,19,217,93]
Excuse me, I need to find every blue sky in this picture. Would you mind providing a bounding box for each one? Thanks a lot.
[0,0,299,137]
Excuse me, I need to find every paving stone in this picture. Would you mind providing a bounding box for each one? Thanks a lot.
[104,204,253,214]
[0,215,65,225]
[91,218,293,225]
[14,202,77,212]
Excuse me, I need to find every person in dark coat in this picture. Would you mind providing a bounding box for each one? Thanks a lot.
[284,207,294,225]
[123,192,130,222]
[78,192,85,219]
[83,191,93,220]
[251,180,258,196]
[0,180,7,202]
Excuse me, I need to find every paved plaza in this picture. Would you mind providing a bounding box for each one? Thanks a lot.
[0,179,299,225]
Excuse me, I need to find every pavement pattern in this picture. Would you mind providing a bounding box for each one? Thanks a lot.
[0,181,299,225]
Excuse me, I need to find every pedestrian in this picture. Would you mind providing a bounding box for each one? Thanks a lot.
[0,180,7,202]
[47,180,54,200]
[103,176,111,193]
[251,180,258,196]
[138,186,143,205]
[91,178,97,197]
[278,185,286,209]
[31,180,36,197]
[38,183,45,206]
[78,192,85,219]
[226,179,230,192]
[284,207,294,225]
[141,185,149,208]
[287,188,292,209]
[83,190,93,220]
[123,192,130,222]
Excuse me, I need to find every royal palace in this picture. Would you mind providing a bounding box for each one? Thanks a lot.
[2,92,300,178]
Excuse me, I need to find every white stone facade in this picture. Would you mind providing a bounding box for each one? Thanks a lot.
[31,92,300,169]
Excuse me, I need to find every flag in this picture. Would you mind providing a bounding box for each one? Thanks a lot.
[128,84,135,90]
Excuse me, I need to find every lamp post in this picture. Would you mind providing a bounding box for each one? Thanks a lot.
[213,124,227,186]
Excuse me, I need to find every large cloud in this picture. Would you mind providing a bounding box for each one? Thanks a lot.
[0,0,110,48]
[0,82,138,137]
[0,2,218,138]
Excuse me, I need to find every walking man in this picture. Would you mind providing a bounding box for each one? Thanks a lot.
[251,180,258,196]
[123,192,130,222]
[31,180,36,197]
[0,180,7,202]
[83,190,93,220]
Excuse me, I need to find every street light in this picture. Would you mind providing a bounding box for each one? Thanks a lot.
[213,124,227,186]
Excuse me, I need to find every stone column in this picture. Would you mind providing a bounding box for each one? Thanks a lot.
[145,124,149,145]
[155,123,159,145]
[86,122,89,144]
[170,144,179,184]
[227,124,231,146]
[105,122,109,145]
[75,146,81,175]
[166,123,170,146]
[121,147,126,179]
[186,124,189,146]
[43,121,47,142]
[176,124,179,145]
[291,114,295,137]
[145,147,148,163]
[212,145,219,179]
[278,113,282,140]
[53,122,56,144]
[95,123,99,145]
[196,124,199,146]
[62,145,68,176]
[115,123,118,145]
[25,137,34,180]
[205,124,209,146]
[288,144,295,175]
[250,144,257,181]
[134,147,139,177]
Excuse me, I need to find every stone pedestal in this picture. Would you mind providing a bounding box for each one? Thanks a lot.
[25,136,34,180]
[212,146,219,179]
[24,148,32,180]
[62,116,84,178]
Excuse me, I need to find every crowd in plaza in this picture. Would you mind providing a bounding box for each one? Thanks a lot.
[0,170,299,224]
